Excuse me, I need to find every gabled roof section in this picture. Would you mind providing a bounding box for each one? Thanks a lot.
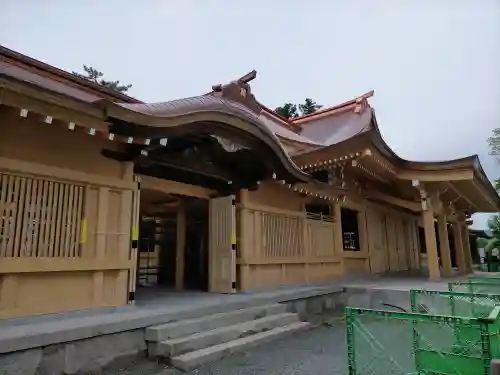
[293,91,374,125]
[0,45,140,104]
[260,105,302,132]
[258,110,322,148]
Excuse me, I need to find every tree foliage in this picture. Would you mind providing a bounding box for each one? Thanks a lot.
[275,98,322,119]
[275,103,299,119]
[488,128,500,156]
[72,65,132,93]
[488,215,500,239]
[485,125,500,256]
[298,98,322,116]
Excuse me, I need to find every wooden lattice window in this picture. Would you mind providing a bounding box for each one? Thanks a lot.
[0,173,84,257]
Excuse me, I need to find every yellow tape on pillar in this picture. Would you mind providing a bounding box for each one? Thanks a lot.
[80,220,87,244]
[230,232,236,245]
[132,226,139,241]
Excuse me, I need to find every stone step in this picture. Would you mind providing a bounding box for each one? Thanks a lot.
[170,321,312,371]
[145,303,287,342]
[149,312,299,358]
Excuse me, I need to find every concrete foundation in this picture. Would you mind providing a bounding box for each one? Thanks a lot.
[341,275,463,312]
[0,284,343,375]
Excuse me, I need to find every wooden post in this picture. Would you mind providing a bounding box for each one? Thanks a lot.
[93,187,109,306]
[238,189,251,290]
[301,203,309,283]
[128,175,140,304]
[117,162,133,305]
[422,209,440,280]
[461,223,473,273]
[453,223,466,274]
[358,210,369,272]
[437,212,453,277]
[175,204,186,290]
[333,202,344,274]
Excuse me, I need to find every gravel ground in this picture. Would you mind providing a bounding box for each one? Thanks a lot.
[99,313,448,375]
[99,317,348,375]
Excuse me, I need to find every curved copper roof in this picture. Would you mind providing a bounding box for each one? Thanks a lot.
[99,79,315,183]
[0,47,494,206]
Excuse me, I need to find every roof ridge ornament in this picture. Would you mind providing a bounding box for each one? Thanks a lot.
[211,70,262,114]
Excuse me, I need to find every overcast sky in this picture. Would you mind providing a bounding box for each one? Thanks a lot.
[2,0,499,229]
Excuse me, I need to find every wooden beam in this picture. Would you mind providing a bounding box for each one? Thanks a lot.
[447,182,480,212]
[0,258,133,274]
[138,174,215,199]
[398,169,474,182]
[238,70,257,83]
[472,179,499,212]
[0,82,109,130]
[0,157,135,190]
[365,190,421,212]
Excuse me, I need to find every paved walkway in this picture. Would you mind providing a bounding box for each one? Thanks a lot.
[102,321,347,375]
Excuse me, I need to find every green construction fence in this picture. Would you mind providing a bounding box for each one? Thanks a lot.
[345,289,500,375]
[450,279,500,295]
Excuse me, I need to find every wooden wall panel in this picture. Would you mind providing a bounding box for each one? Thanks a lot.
[0,154,134,318]
[396,219,409,271]
[239,185,342,291]
[366,209,388,274]
[365,202,420,274]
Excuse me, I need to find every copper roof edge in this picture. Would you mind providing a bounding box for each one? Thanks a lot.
[260,105,302,132]
[292,90,375,124]
[369,110,480,170]
[0,45,141,104]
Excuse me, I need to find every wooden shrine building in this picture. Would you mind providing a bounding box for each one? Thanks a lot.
[0,45,498,319]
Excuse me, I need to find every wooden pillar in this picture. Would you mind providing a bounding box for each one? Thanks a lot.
[128,175,140,304]
[175,204,186,290]
[422,209,440,280]
[333,202,345,274]
[437,212,453,277]
[117,162,133,305]
[301,202,309,283]
[238,189,251,290]
[453,223,466,274]
[461,223,473,273]
[93,187,109,305]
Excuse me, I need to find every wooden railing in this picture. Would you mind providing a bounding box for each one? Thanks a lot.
[238,206,341,289]
[261,212,302,258]
[239,207,338,261]
[0,172,85,258]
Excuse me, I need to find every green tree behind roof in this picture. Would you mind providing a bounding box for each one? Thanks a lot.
[275,98,322,119]
[298,98,322,116]
[275,103,299,119]
[72,65,132,93]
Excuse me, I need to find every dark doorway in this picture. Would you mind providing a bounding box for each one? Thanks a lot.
[341,208,360,251]
[137,192,210,293]
[184,198,209,291]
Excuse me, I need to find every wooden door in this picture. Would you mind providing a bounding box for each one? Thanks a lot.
[396,219,409,271]
[385,215,399,271]
[209,195,236,293]
[367,209,388,274]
